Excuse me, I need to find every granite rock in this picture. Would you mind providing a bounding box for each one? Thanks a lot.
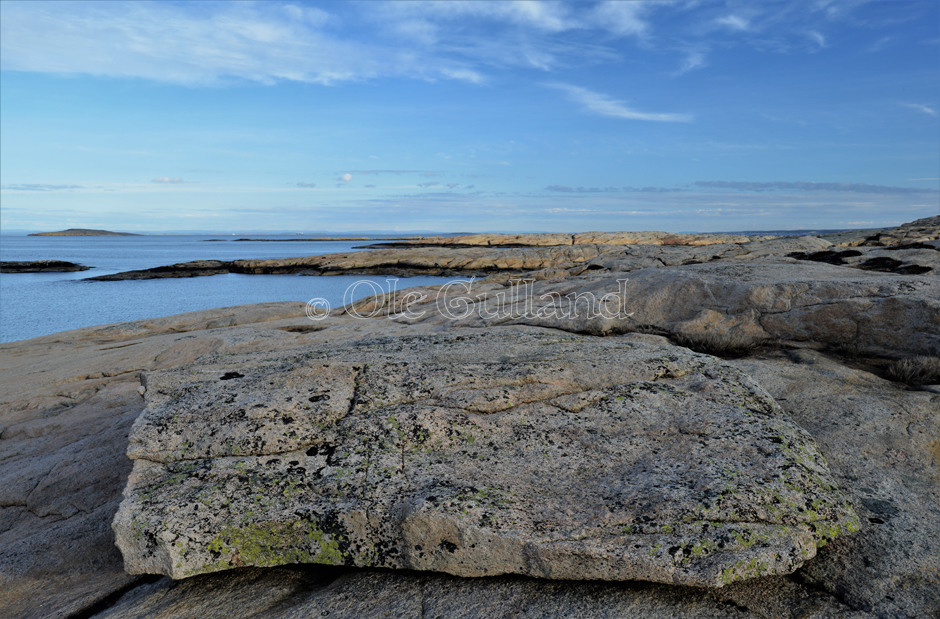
[113,331,857,586]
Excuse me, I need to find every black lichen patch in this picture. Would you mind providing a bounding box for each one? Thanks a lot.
[219,371,245,381]
[438,540,459,553]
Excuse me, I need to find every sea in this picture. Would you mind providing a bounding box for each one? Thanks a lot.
[0,234,457,343]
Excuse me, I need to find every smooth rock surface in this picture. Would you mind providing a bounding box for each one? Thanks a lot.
[114,331,857,586]
[1,299,936,617]
[342,261,940,358]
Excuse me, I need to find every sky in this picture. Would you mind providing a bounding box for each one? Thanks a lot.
[0,0,938,234]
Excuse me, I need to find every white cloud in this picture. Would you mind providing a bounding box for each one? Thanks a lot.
[0,1,487,86]
[901,103,939,117]
[716,15,750,31]
[546,83,692,123]
[340,173,353,182]
[676,50,707,75]
[384,1,575,34]
[807,30,827,47]
[0,1,658,88]
[152,177,184,184]
[589,2,649,37]
[439,67,486,84]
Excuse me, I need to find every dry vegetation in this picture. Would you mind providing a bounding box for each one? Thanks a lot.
[886,356,940,386]
[671,331,769,359]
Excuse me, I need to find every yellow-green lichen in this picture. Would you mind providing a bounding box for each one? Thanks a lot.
[195,520,346,575]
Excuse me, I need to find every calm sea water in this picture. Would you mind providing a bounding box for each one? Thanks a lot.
[0,235,453,343]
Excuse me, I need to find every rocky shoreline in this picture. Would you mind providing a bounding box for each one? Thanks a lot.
[0,216,938,617]
[87,218,938,281]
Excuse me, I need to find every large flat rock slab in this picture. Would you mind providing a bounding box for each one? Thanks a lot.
[113,331,857,587]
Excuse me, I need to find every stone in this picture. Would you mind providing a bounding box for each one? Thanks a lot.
[113,331,857,586]
[352,261,939,358]
[731,349,940,616]
[94,564,861,619]
[0,303,309,618]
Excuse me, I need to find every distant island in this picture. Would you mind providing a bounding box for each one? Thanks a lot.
[29,228,140,236]
[0,260,92,272]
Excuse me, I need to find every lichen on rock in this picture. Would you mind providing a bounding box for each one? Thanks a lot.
[113,330,858,587]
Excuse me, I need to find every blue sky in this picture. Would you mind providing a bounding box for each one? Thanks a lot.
[1,0,937,233]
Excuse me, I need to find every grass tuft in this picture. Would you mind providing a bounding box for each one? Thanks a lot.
[672,331,767,359]
[886,356,940,386]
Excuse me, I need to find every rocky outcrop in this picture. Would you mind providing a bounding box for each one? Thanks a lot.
[1,294,937,616]
[87,245,613,280]
[363,231,769,248]
[786,217,939,275]
[88,218,940,281]
[0,260,91,272]
[113,331,857,586]
[342,261,940,358]
[827,215,940,247]
[0,304,309,619]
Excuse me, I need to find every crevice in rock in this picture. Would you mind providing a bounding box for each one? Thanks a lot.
[787,570,866,614]
[66,574,164,619]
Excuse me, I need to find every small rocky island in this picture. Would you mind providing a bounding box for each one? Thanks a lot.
[0,260,91,272]
[1,216,937,617]
[29,228,140,236]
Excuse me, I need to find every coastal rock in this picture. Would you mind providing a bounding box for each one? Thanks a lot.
[0,260,91,272]
[364,231,768,248]
[730,350,940,616]
[87,217,939,282]
[95,564,856,619]
[1,296,937,616]
[88,245,612,280]
[0,304,309,618]
[855,215,940,247]
[355,261,939,358]
[788,244,937,275]
[113,331,857,586]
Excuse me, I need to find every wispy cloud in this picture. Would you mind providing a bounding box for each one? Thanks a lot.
[675,50,707,75]
[0,1,647,87]
[346,169,441,176]
[295,182,317,188]
[901,103,938,117]
[1,183,83,191]
[545,83,692,122]
[0,2,487,86]
[588,1,649,37]
[151,177,184,184]
[379,0,650,38]
[807,30,827,47]
[0,0,906,90]
[715,15,750,31]
[695,180,936,194]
